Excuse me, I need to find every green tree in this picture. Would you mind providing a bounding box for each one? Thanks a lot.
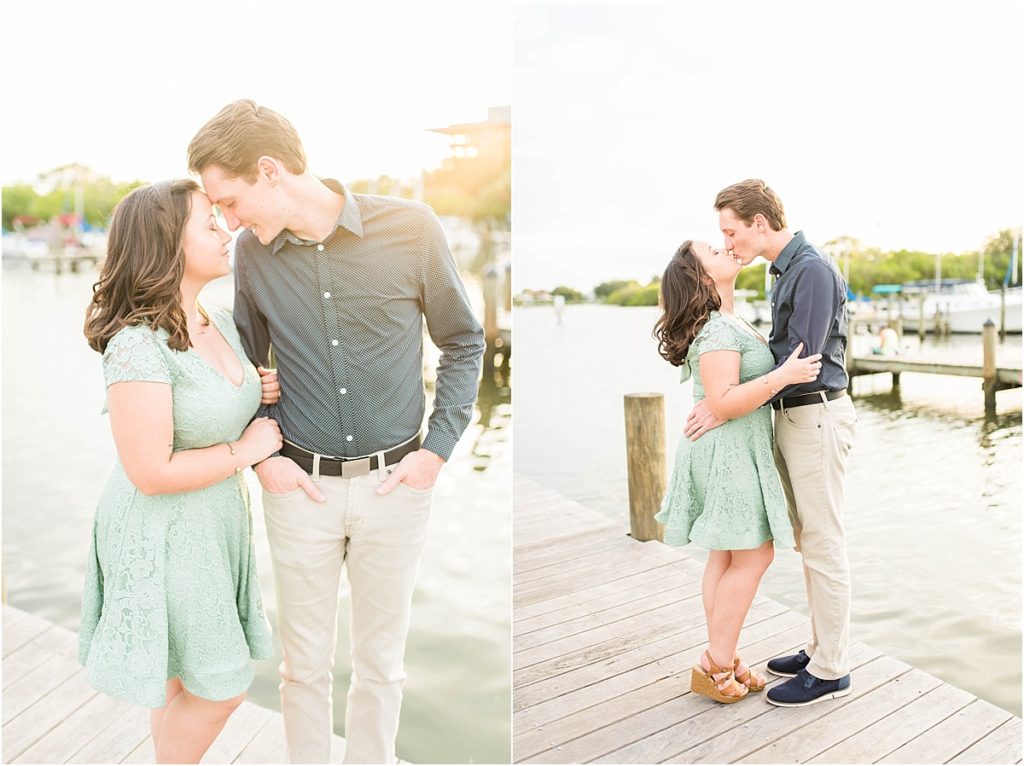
[3,166,143,230]
[594,279,632,301]
[551,285,585,303]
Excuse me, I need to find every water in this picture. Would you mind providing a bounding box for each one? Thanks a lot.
[1,266,511,764]
[515,303,1022,716]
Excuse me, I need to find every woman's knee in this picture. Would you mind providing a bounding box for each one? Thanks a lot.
[733,543,774,572]
[183,689,246,718]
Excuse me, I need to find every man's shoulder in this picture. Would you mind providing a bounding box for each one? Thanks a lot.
[790,243,838,278]
[354,191,438,233]
[354,193,436,226]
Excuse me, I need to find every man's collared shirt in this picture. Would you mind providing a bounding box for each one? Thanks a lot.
[768,230,849,400]
[233,180,485,461]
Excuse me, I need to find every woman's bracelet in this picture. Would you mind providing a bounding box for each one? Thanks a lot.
[762,373,780,397]
[226,441,242,474]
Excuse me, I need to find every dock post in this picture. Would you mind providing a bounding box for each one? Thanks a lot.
[983,319,997,414]
[918,294,926,342]
[624,393,665,542]
[1000,286,1007,343]
[482,265,499,378]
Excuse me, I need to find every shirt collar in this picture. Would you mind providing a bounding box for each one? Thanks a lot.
[770,230,805,276]
[270,178,364,255]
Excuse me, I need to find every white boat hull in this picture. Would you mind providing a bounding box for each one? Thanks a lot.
[899,293,1022,333]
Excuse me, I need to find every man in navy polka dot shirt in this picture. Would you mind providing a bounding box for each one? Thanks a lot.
[189,100,484,764]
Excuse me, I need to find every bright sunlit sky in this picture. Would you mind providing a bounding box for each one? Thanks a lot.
[514,1,1023,291]
[2,2,511,186]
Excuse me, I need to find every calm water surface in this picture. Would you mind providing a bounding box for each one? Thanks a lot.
[2,267,511,764]
[516,303,1021,716]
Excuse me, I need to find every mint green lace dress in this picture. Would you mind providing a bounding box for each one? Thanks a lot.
[655,312,795,550]
[79,305,273,708]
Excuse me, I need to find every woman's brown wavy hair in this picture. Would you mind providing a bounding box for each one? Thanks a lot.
[654,240,722,366]
[84,179,200,354]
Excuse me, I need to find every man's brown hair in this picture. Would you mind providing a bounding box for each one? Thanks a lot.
[714,179,787,231]
[187,99,307,181]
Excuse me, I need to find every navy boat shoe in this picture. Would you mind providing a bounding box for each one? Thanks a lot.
[766,668,851,707]
[766,649,811,678]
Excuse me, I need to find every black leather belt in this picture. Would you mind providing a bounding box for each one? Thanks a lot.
[281,434,421,478]
[772,389,846,411]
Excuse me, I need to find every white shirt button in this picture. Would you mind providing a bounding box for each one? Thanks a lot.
[340,388,347,395]
[324,292,331,299]
[316,244,324,252]
[331,339,338,346]
[346,435,353,442]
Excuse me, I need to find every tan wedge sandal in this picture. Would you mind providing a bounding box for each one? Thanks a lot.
[734,656,766,692]
[690,650,749,704]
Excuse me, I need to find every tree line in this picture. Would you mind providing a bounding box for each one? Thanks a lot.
[544,230,1021,307]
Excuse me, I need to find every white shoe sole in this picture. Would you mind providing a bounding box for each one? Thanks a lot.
[765,685,852,707]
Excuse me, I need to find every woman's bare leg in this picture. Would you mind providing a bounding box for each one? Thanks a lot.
[702,550,732,631]
[154,687,246,763]
[706,541,774,667]
[150,677,184,751]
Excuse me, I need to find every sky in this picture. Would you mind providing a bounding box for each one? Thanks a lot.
[1,2,511,186]
[513,1,1023,291]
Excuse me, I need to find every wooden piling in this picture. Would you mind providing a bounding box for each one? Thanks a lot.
[623,393,665,543]
[1000,286,1007,343]
[983,319,997,413]
[918,294,926,342]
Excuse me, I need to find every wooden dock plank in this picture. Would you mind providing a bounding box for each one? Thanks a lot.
[588,644,887,765]
[681,657,924,764]
[2,607,55,658]
[514,543,682,609]
[742,665,940,763]
[233,714,290,763]
[14,688,135,763]
[0,605,350,764]
[949,717,1023,764]
[515,534,639,586]
[513,577,703,664]
[515,625,809,763]
[65,705,151,764]
[202,701,275,763]
[512,475,1021,764]
[515,599,793,705]
[878,698,1014,763]
[514,560,695,624]
[514,581,703,655]
[3,649,84,724]
[807,683,977,763]
[515,610,819,740]
[2,668,98,762]
[516,529,627,572]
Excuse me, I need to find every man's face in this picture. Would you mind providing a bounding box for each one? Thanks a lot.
[200,165,286,246]
[719,207,764,265]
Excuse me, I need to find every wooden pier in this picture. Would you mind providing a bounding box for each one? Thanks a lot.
[513,475,1022,764]
[846,321,1022,411]
[2,604,348,763]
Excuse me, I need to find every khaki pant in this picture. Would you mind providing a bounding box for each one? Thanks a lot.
[262,471,432,764]
[773,394,856,681]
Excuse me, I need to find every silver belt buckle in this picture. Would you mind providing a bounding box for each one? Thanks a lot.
[340,457,372,479]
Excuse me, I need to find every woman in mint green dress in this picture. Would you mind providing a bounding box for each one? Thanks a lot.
[653,240,822,705]
[81,180,283,763]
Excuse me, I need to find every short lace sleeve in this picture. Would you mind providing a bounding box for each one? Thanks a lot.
[693,313,742,356]
[102,325,172,387]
